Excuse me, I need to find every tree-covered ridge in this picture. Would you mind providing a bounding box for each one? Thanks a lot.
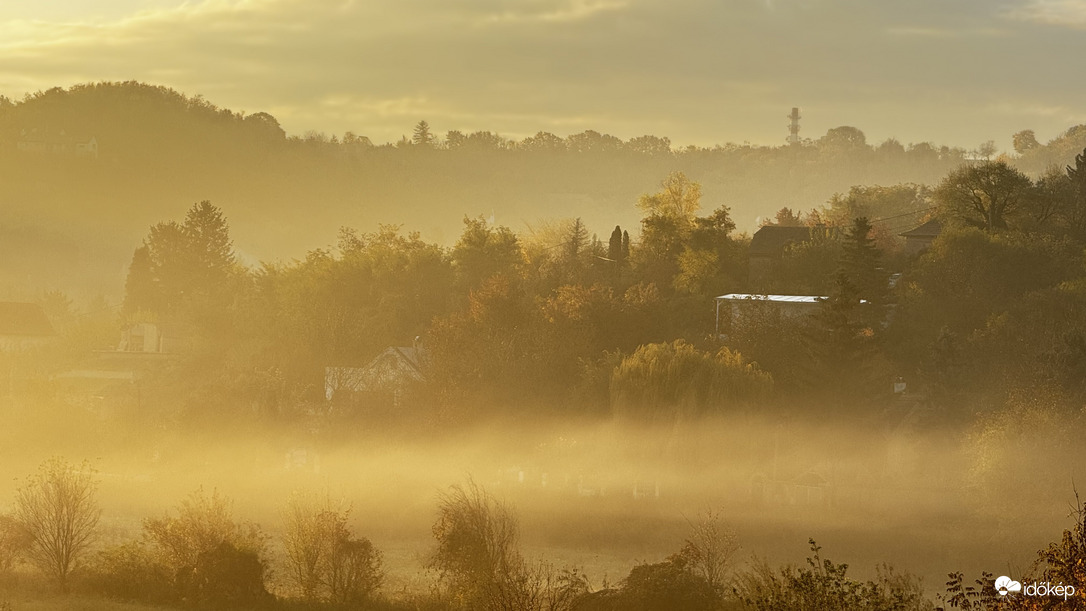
[0,83,1007,297]
[11,81,1086,297]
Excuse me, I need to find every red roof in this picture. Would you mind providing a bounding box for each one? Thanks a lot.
[0,302,56,336]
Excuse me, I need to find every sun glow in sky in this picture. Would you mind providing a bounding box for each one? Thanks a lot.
[3,0,1086,150]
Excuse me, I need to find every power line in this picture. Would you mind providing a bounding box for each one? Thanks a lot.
[882,221,929,235]
[870,206,936,224]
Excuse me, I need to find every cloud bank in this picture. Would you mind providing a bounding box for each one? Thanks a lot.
[1,0,1084,149]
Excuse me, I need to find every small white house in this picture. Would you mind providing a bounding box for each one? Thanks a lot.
[117,322,179,353]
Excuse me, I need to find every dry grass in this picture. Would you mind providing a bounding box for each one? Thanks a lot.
[0,592,176,611]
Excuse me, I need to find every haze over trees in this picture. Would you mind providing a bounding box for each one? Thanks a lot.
[44,134,1082,433]
[9,81,1086,609]
[0,80,1023,298]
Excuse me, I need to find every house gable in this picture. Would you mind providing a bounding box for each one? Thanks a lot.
[749,226,813,257]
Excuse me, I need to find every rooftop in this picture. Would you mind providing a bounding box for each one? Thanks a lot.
[900,218,943,238]
[0,302,56,337]
[716,294,826,303]
[749,226,813,256]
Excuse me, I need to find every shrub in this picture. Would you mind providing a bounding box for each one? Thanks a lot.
[735,539,930,611]
[282,492,383,604]
[428,481,585,611]
[429,481,523,609]
[327,535,383,604]
[86,541,174,603]
[178,541,273,609]
[143,488,268,572]
[941,502,1086,609]
[618,555,720,611]
[138,488,271,605]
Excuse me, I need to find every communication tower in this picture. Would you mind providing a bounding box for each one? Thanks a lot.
[787,107,801,145]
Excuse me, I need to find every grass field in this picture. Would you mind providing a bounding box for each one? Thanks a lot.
[0,593,175,611]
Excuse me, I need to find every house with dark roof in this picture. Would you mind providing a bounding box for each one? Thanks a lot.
[325,344,426,408]
[748,225,813,286]
[0,302,56,351]
[899,218,942,254]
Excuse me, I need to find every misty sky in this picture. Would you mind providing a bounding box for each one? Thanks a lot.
[2,0,1085,151]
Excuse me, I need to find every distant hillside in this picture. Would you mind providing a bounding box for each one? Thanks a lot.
[1,81,1083,298]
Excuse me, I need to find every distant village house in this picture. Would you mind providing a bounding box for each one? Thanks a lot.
[16,128,98,158]
[118,322,182,354]
[748,225,813,286]
[325,344,426,408]
[899,218,942,255]
[55,322,181,414]
[0,302,56,351]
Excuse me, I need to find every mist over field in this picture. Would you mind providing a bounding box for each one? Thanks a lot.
[0,394,1073,601]
[5,2,1086,610]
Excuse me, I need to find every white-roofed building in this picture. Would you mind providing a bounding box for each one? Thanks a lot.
[714,293,826,339]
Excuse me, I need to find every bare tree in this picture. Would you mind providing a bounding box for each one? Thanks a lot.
[677,507,740,595]
[14,457,100,591]
[282,493,330,600]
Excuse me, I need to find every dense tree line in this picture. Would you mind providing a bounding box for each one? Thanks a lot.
[0,81,1011,298]
[101,142,1086,433]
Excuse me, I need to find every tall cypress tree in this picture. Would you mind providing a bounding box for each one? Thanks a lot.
[123,245,157,315]
[608,225,622,260]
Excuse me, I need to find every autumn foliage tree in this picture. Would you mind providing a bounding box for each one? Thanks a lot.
[935,161,1033,231]
[610,340,772,423]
